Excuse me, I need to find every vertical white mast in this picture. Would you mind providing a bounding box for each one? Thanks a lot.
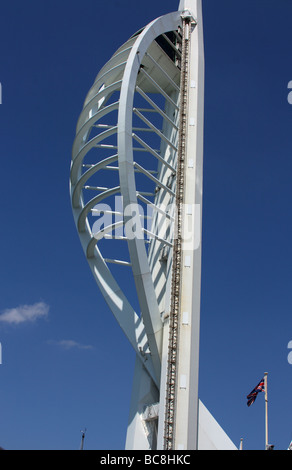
[161,0,204,450]
[264,372,269,449]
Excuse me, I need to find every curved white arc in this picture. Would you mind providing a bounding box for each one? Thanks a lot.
[117,11,182,382]
[70,187,158,387]
[72,155,118,209]
[70,31,165,390]
[87,220,125,258]
[71,126,118,185]
[88,37,137,90]
[77,186,121,233]
[73,101,119,157]
[76,80,122,134]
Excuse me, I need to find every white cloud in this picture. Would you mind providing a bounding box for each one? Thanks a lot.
[0,302,49,325]
[48,339,93,350]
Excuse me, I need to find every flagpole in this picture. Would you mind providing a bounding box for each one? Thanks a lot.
[264,372,268,449]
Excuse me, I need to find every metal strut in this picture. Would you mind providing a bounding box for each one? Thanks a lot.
[163,17,192,450]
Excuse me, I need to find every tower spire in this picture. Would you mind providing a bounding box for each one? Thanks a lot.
[71,0,236,451]
[179,0,201,16]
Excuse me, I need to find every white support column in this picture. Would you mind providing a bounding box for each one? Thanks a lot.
[126,355,159,450]
[174,0,204,450]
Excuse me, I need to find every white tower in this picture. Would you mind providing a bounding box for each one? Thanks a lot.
[70,0,237,450]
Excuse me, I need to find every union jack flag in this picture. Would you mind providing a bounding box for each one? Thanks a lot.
[247,378,265,407]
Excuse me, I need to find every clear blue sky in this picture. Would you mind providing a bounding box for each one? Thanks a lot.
[0,0,292,450]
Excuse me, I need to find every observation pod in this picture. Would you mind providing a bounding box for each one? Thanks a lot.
[70,0,237,451]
